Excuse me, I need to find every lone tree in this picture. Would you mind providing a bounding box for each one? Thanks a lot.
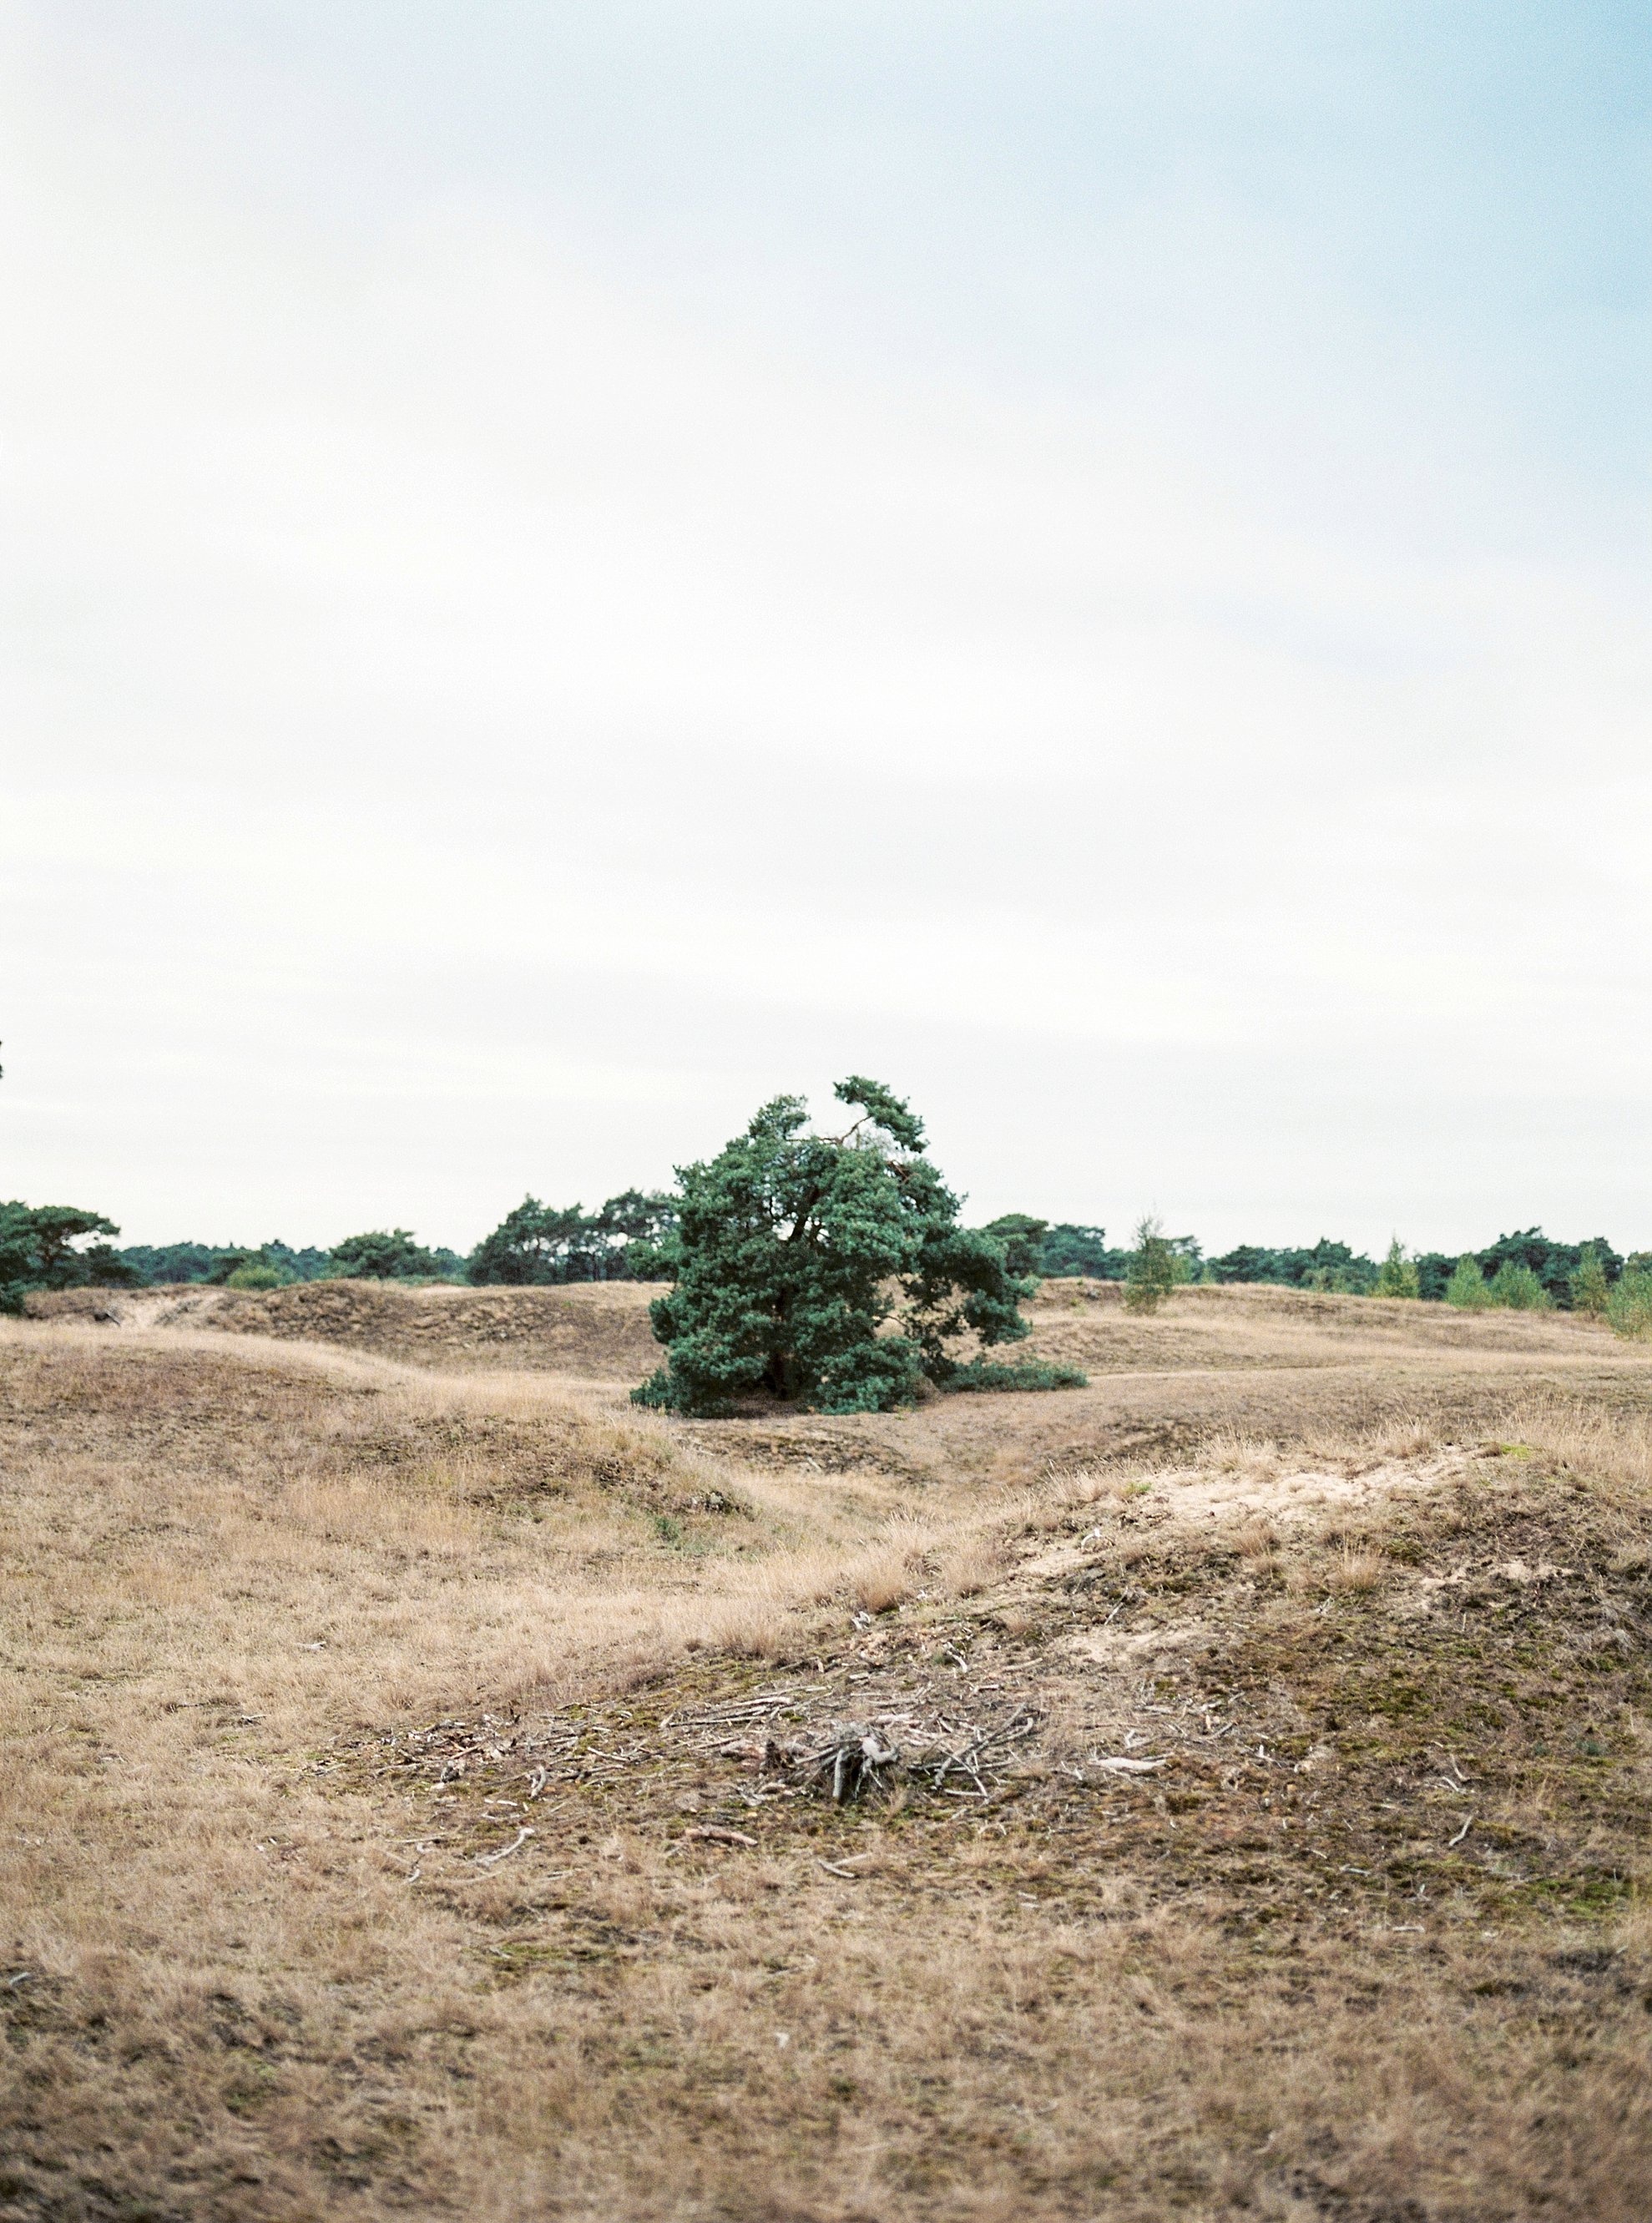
[1373,1238,1421,1300]
[634,1076,1043,1415]
[1123,1215,1181,1314]
[1569,1243,1610,1319]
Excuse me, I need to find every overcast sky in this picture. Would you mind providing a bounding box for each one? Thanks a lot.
[3,2,1648,1255]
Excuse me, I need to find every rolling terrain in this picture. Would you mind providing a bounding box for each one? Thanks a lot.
[3,1285,1650,2220]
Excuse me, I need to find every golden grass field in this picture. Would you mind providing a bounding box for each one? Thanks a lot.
[4,1281,1651,2220]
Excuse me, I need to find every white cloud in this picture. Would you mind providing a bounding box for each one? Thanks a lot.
[2,9,1646,1250]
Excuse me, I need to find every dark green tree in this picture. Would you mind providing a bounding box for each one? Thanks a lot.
[981,1214,1049,1280]
[109,1240,326,1285]
[634,1078,1053,1416]
[1411,1251,1457,1302]
[0,1202,140,1313]
[329,1228,449,1281]
[1038,1224,1124,1279]
[594,1189,679,1280]
[1476,1229,1621,1308]
[1210,1238,1377,1291]
[467,1200,596,1284]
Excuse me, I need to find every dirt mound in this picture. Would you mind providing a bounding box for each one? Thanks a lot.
[201,1277,664,1382]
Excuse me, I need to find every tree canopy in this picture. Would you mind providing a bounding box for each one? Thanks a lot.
[466,1191,677,1286]
[328,1229,458,1281]
[113,1240,335,1286]
[634,1077,1052,1415]
[0,1202,140,1313]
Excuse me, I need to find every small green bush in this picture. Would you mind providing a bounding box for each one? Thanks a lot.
[225,1262,285,1291]
[1606,1267,1652,1342]
[1445,1254,1492,1308]
[1489,1260,1552,1311]
[943,1357,1089,1392]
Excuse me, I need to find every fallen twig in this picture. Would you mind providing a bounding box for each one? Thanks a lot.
[474,1826,533,1868]
[811,1727,900,1804]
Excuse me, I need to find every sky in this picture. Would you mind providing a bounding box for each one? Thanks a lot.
[3,1,1648,1256]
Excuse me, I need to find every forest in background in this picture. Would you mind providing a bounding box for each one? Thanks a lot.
[3,1196,1645,1316]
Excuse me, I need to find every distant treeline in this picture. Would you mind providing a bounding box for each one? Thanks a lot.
[102,1190,679,1293]
[4,1192,1647,1323]
[0,1191,679,1308]
[983,1218,1647,1311]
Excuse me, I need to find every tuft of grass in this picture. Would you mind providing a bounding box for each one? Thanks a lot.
[1325,1543,1386,1594]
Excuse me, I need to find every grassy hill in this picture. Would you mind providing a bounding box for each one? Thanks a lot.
[3,1288,1649,2218]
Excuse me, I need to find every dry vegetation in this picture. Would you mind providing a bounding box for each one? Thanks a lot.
[4,1286,1652,2220]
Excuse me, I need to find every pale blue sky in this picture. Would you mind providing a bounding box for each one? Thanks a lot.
[3,3,1648,1250]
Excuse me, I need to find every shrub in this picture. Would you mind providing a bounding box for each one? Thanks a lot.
[1373,1239,1421,1300]
[633,1077,1040,1416]
[1124,1215,1180,1314]
[225,1262,285,1291]
[1488,1260,1553,1311]
[1606,1267,1652,1342]
[944,1357,1089,1392]
[1445,1254,1492,1308]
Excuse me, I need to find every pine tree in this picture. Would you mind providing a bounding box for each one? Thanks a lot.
[1488,1260,1551,1310]
[1607,1265,1652,1341]
[633,1078,1052,1415]
[1569,1244,1609,1319]
[329,1228,447,1281]
[1445,1254,1491,1308]
[1123,1215,1180,1315]
[1373,1238,1420,1299]
[0,1203,139,1314]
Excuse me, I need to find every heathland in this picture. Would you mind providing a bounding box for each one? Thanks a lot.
[4,1279,1651,2220]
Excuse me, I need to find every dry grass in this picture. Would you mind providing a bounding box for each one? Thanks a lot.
[3,1307,1652,2220]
